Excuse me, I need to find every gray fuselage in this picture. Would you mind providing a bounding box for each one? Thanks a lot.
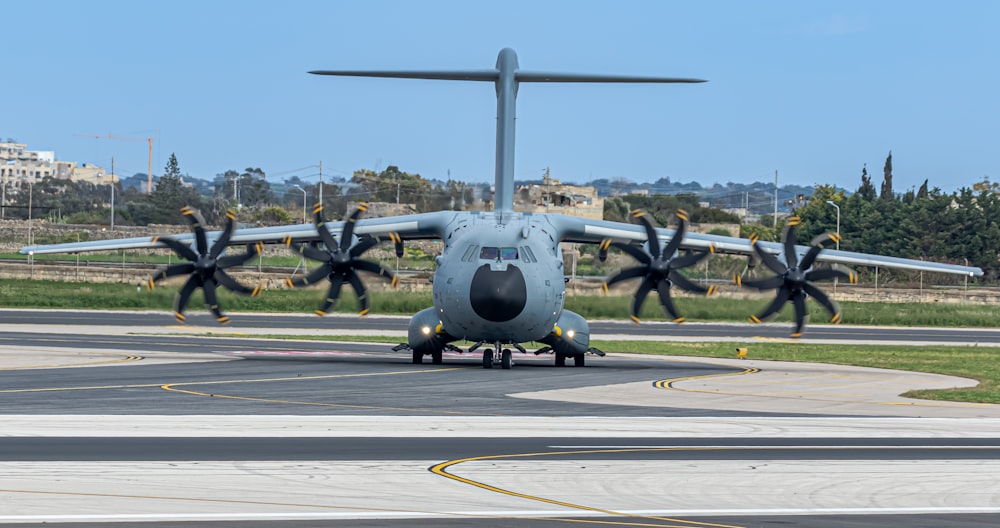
[432,211,565,342]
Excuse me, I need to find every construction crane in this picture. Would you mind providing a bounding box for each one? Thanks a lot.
[75,132,156,194]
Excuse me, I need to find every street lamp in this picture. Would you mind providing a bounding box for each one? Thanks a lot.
[825,200,840,250]
[292,184,307,223]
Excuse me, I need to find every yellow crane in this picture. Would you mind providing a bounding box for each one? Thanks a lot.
[75,132,156,194]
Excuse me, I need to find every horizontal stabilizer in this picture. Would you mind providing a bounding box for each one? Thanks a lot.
[309,69,706,84]
[309,69,499,81]
[516,71,706,83]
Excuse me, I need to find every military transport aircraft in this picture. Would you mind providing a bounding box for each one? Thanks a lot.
[20,48,982,369]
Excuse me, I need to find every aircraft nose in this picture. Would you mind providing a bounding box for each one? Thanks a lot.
[470,264,527,322]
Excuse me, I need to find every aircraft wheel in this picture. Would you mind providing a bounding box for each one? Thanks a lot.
[482,349,493,369]
[431,350,443,365]
[501,349,513,370]
[554,351,567,367]
[412,349,423,364]
[573,354,586,367]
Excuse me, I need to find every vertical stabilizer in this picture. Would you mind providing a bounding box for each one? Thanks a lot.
[492,48,519,213]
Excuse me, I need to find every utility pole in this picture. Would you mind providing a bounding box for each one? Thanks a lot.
[773,170,778,228]
[110,157,115,231]
[318,161,323,206]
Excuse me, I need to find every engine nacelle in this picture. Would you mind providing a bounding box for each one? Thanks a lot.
[538,309,590,357]
[407,307,454,354]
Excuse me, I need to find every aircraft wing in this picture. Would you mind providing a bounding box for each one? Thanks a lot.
[19,211,454,256]
[551,214,983,277]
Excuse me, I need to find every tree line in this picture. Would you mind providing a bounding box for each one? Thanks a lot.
[7,152,998,282]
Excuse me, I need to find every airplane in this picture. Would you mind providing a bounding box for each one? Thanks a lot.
[20,48,983,369]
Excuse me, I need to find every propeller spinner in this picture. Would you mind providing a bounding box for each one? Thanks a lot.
[735,216,857,337]
[146,207,264,324]
[282,202,400,316]
[601,209,716,324]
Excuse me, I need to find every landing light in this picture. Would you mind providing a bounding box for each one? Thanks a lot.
[421,325,432,336]
[566,329,575,339]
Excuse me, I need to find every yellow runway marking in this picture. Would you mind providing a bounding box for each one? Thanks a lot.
[0,381,165,394]
[431,448,745,528]
[160,368,507,416]
[652,366,760,392]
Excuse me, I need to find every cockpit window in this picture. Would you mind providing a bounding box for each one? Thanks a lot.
[479,246,519,260]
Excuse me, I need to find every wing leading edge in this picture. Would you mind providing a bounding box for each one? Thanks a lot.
[18,211,454,256]
[552,214,983,277]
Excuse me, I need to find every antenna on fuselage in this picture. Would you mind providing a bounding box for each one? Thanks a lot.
[310,48,706,214]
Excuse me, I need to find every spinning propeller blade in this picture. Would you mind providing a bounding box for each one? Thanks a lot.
[601,209,716,324]
[146,208,264,324]
[283,202,400,316]
[734,217,856,337]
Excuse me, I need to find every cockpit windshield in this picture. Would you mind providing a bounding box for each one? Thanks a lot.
[479,246,518,260]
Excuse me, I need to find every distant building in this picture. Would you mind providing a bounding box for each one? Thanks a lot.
[0,141,114,187]
[515,168,604,220]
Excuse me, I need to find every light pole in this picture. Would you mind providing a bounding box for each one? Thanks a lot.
[825,200,840,250]
[826,200,841,292]
[292,184,307,223]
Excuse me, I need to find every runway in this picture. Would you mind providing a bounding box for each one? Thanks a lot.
[1,309,999,527]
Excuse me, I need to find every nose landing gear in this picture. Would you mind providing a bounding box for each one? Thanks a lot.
[480,341,518,369]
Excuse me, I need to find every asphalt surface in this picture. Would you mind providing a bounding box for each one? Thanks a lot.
[2,310,999,528]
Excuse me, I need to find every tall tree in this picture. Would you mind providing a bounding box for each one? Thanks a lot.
[857,163,876,200]
[139,153,205,224]
[880,151,894,201]
[237,167,273,208]
[916,179,929,199]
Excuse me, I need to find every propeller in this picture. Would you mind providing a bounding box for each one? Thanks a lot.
[146,207,264,324]
[600,209,717,324]
[734,216,858,337]
[282,202,400,316]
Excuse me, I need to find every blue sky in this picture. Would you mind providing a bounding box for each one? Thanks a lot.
[4,1,997,193]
